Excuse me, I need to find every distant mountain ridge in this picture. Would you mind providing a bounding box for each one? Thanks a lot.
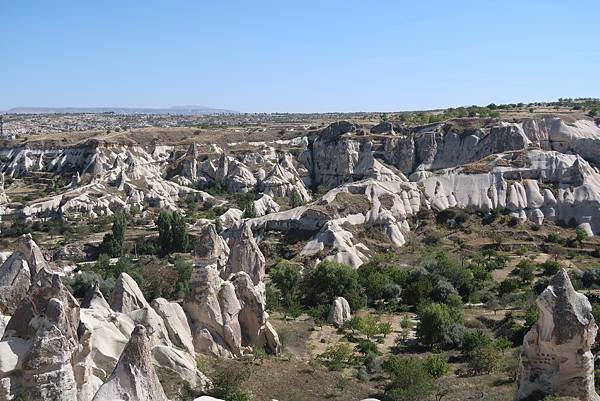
[5,105,239,115]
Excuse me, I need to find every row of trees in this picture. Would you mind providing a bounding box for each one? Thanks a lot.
[99,210,190,258]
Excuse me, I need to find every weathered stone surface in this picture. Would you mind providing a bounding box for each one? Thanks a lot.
[0,253,31,314]
[151,297,195,356]
[81,283,111,311]
[327,296,351,327]
[92,325,169,401]
[195,223,230,269]
[110,272,149,313]
[223,222,265,284]
[184,265,280,357]
[21,298,78,401]
[517,269,600,401]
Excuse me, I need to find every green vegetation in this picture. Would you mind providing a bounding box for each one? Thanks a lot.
[156,211,190,256]
[100,212,127,257]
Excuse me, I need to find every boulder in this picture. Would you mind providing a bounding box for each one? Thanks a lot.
[517,269,600,401]
[92,325,169,401]
[327,297,351,327]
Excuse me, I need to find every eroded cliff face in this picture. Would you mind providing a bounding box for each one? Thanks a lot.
[0,235,210,401]
[518,269,600,401]
[1,117,600,271]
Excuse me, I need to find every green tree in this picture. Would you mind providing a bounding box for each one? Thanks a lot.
[270,261,302,309]
[467,344,502,375]
[172,256,193,299]
[302,261,362,310]
[156,211,173,256]
[515,259,536,284]
[170,212,189,253]
[156,211,189,255]
[358,316,381,340]
[100,212,127,257]
[416,303,462,347]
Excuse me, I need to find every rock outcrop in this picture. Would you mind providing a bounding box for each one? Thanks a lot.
[110,272,150,313]
[92,325,169,401]
[517,269,600,401]
[194,224,230,269]
[223,222,266,284]
[184,265,280,357]
[327,296,351,327]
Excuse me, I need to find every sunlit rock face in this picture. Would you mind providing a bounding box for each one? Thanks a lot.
[517,269,600,401]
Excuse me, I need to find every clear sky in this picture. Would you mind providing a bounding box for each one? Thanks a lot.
[2,0,599,113]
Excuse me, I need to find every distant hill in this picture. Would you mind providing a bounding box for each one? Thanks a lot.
[5,105,239,115]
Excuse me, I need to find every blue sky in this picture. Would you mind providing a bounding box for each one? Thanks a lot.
[2,1,599,112]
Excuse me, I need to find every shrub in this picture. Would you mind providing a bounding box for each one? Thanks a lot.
[208,362,251,401]
[416,303,463,348]
[431,279,459,304]
[462,330,492,354]
[270,260,302,308]
[547,232,563,244]
[540,259,561,276]
[515,259,536,284]
[172,256,193,299]
[499,277,521,295]
[467,344,502,375]
[423,354,450,378]
[302,261,362,310]
[318,343,357,371]
[382,356,434,401]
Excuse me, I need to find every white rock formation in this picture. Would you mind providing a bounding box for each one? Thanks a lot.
[110,272,150,313]
[518,269,600,401]
[223,222,266,284]
[92,325,169,401]
[194,224,230,269]
[327,296,351,327]
[184,265,280,357]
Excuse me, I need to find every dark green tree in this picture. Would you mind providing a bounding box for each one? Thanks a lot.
[100,211,127,257]
[156,211,173,256]
[301,260,362,310]
[290,188,304,208]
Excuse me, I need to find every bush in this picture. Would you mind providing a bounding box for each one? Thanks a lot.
[423,354,450,378]
[208,362,251,401]
[172,256,193,299]
[499,277,521,295]
[416,303,463,348]
[302,261,362,310]
[318,343,357,371]
[270,260,302,309]
[467,344,502,375]
[462,330,492,354]
[515,259,536,284]
[382,356,435,401]
[540,259,561,276]
[431,279,459,304]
